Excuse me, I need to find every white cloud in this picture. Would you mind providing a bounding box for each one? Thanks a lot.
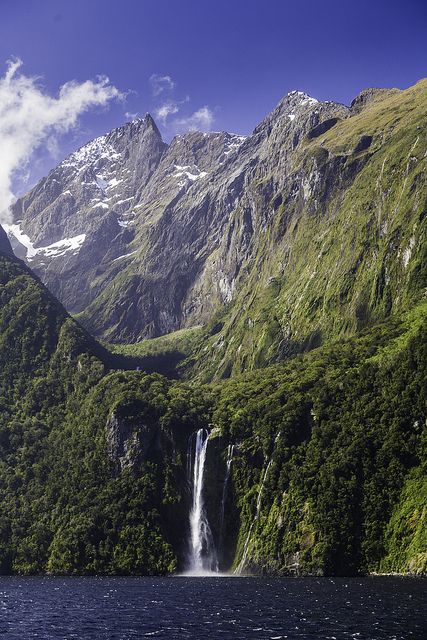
[0,57,121,223]
[149,74,175,96]
[155,101,179,124]
[125,111,139,120]
[173,106,214,133]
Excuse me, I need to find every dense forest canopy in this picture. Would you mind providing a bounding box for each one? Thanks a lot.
[0,249,425,575]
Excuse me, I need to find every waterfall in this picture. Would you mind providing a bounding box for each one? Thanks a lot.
[219,444,234,551]
[186,428,218,574]
[234,458,273,574]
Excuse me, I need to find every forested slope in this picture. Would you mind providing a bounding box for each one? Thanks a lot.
[0,244,425,575]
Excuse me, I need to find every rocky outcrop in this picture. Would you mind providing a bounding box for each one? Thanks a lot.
[105,406,162,474]
[0,225,13,256]
[349,87,400,114]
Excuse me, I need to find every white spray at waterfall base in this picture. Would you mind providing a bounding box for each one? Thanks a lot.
[185,428,218,575]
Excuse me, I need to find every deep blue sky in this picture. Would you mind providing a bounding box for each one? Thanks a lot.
[1,0,426,182]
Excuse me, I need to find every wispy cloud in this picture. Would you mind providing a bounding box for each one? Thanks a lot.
[0,57,121,223]
[173,106,215,133]
[149,73,214,135]
[155,101,179,124]
[125,111,139,120]
[154,94,190,125]
[149,73,175,96]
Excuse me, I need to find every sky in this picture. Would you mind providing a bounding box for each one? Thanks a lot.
[0,0,426,202]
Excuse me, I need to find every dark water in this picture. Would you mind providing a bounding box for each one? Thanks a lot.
[0,576,425,639]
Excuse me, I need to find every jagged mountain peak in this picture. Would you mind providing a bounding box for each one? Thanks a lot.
[108,112,162,141]
[8,111,167,252]
[57,113,164,175]
[286,89,318,103]
[251,87,348,142]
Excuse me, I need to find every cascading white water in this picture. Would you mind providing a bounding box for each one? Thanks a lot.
[219,444,234,550]
[234,458,273,574]
[187,428,218,574]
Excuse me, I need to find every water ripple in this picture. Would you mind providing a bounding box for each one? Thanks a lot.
[0,576,425,639]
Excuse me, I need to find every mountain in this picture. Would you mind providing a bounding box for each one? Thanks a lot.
[6,115,246,336]
[0,242,425,575]
[0,79,425,576]
[186,80,427,380]
[5,80,426,382]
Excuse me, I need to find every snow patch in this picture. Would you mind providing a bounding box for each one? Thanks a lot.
[106,177,123,190]
[61,136,121,173]
[114,197,134,206]
[3,224,38,258]
[4,223,86,260]
[223,134,246,156]
[300,97,318,106]
[92,202,109,210]
[113,250,137,261]
[173,164,208,187]
[402,236,415,268]
[95,175,108,192]
[32,234,86,259]
[287,90,318,106]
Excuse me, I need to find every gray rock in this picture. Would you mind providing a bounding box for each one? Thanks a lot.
[349,87,400,114]
[6,90,351,342]
[105,408,161,474]
[0,225,13,256]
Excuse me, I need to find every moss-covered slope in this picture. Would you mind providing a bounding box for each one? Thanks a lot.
[183,80,427,380]
[210,303,426,575]
[0,248,425,575]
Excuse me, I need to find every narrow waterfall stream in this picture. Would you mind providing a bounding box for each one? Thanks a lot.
[218,444,234,551]
[235,458,273,574]
[186,428,218,574]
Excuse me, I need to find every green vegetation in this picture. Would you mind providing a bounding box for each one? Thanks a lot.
[0,252,425,575]
[183,79,427,381]
[108,325,203,359]
[0,255,209,574]
[213,307,426,575]
[0,82,426,576]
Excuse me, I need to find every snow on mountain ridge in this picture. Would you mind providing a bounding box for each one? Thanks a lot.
[60,135,120,172]
[3,223,86,260]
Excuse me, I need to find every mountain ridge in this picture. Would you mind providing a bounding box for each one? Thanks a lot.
[4,79,427,381]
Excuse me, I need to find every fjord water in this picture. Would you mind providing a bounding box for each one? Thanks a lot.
[0,576,425,639]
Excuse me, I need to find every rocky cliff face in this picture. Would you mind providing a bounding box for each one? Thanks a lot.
[191,79,427,379]
[6,114,246,330]
[0,225,13,256]
[5,90,346,338]
[5,80,427,374]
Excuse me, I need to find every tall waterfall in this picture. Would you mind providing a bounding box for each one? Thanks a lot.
[219,444,234,550]
[186,428,218,574]
[235,458,273,574]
